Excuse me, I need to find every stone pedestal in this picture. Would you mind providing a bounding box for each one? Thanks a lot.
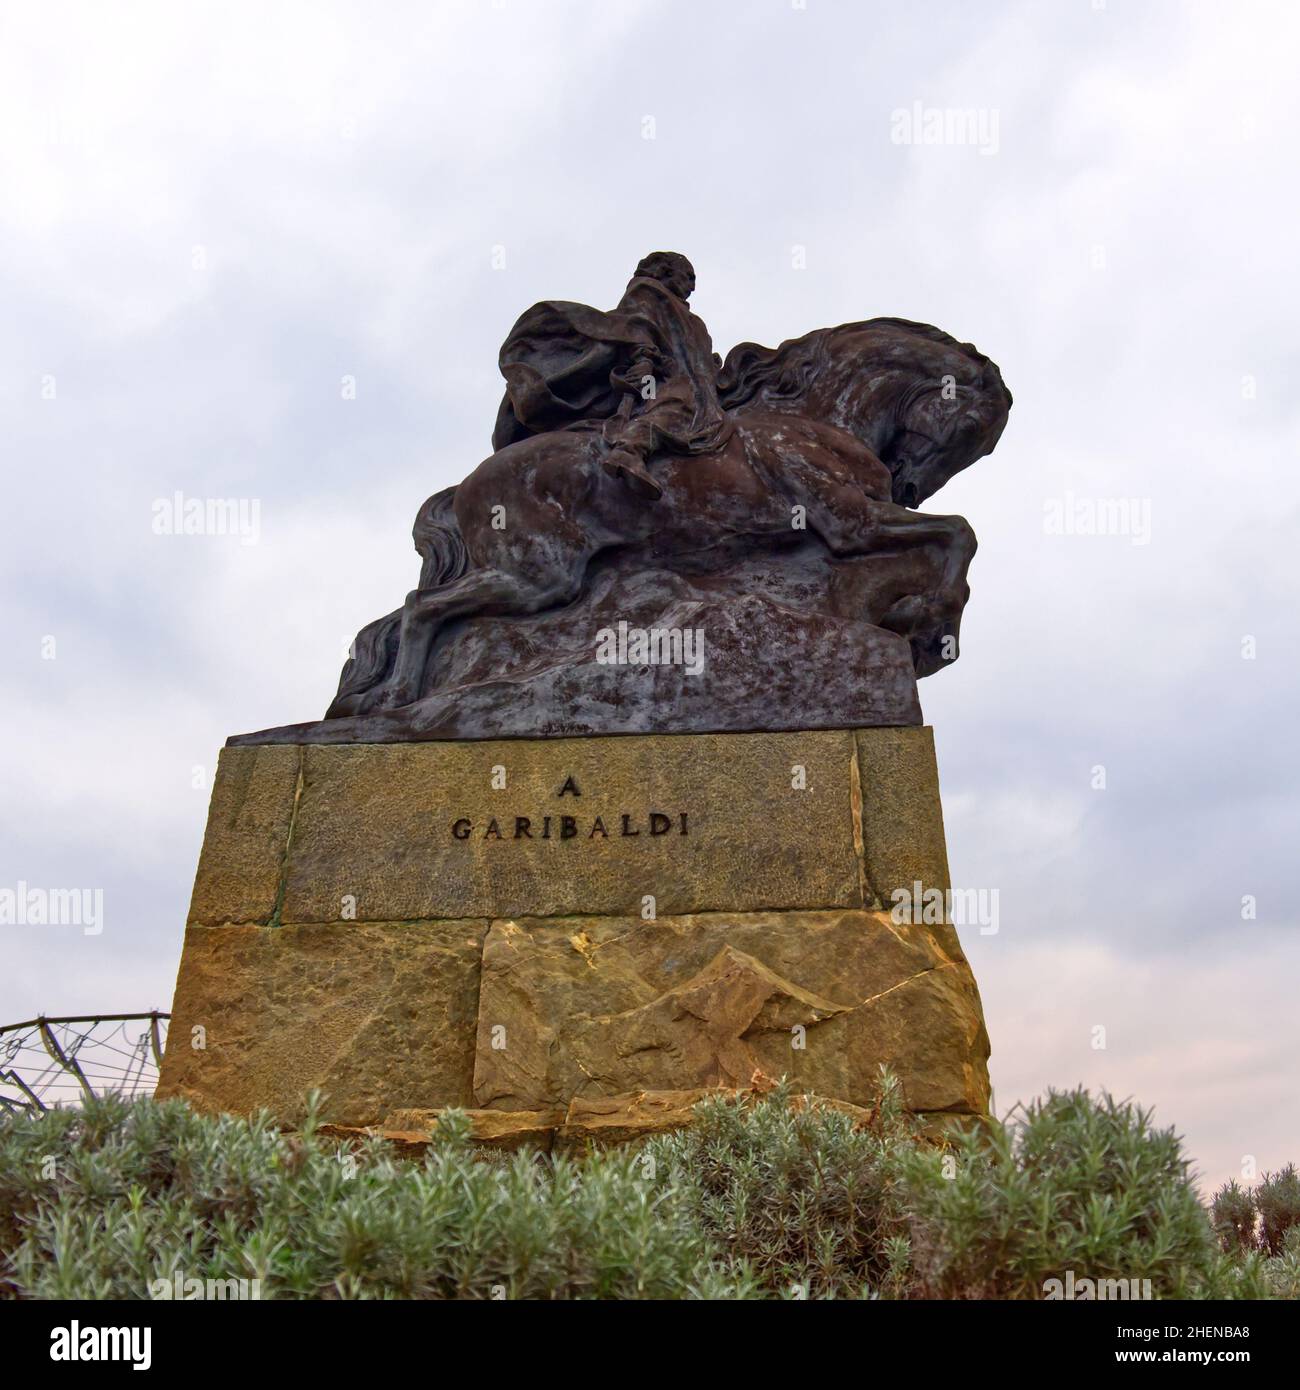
[156,728,990,1138]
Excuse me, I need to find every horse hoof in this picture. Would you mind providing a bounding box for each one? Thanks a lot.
[378,682,420,712]
[880,595,928,634]
[352,686,401,715]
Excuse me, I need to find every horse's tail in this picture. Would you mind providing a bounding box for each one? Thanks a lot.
[326,486,468,718]
[326,607,402,717]
[413,484,469,588]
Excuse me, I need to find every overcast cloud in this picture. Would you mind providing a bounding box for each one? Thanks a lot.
[1,0,1296,1189]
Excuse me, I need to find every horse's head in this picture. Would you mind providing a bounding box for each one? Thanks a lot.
[868,319,1012,507]
[720,318,1012,508]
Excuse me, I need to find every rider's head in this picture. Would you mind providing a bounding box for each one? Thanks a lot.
[634,251,696,301]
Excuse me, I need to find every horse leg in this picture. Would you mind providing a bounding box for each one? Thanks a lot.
[365,517,596,713]
[778,458,977,650]
[785,459,974,596]
[347,432,606,714]
[865,503,977,608]
[856,502,977,667]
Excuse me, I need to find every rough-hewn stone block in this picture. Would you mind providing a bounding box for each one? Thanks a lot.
[471,910,989,1117]
[187,745,302,925]
[854,726,952,906]
[156,921,487,1126]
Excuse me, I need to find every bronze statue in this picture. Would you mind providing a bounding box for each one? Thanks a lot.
[233,253,1011,746]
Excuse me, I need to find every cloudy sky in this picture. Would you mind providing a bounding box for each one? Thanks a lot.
[2,0,1296,1189]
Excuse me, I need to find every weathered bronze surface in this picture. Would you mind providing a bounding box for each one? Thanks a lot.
[233,252,1010,745]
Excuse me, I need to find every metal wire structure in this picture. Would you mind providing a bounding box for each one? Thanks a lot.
[0,1013,169,1114]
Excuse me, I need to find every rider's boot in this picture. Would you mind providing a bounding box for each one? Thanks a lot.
[602,447,664,502]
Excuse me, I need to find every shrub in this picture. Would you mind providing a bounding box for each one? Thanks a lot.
[0,1095,731,1300]
[1211,1179,1258,1253]
[902,1089,1260,1299]
[1211,1162,1300,1286]
[1255,1164,1300,1258]
[1260,1225,1300,1299]
[0,1084,1286,1300]
[641,1075,918,1298]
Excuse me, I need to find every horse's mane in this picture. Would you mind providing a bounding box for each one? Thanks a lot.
[718,317,1009,410]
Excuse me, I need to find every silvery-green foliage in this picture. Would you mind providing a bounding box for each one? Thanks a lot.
[640,1074,917,1299]
[1211,1165,1300,1296]
[1254,1164,1300,1257]
[904,1089,1268,1299]
[0,1093,726,1300]
[0,1081,1288,1300]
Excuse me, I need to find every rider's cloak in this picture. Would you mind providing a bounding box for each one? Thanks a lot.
[492,276,732,459]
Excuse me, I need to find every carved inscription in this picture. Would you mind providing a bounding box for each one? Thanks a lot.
[450,775,689,841]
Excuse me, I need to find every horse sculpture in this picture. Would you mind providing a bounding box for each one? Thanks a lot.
[233,254,1011,746]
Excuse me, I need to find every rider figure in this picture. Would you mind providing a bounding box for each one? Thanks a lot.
[600,252,733,501]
